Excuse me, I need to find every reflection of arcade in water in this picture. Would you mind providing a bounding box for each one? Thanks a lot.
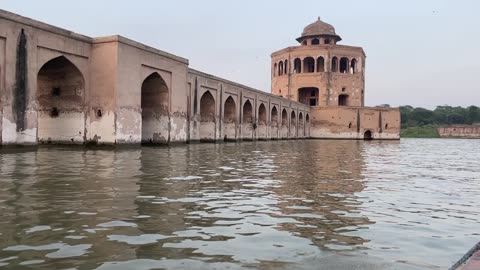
[0,141,373,268]
[269,140,372,251]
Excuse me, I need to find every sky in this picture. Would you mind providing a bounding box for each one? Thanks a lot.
[1,0,479,109]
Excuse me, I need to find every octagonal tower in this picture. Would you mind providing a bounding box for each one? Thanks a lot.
[271,17,365,108]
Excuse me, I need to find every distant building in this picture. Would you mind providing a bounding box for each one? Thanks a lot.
[271,18,400,140]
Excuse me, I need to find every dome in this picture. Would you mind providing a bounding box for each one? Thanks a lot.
[297,17,342,43]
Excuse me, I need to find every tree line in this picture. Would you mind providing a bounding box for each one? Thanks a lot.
[400,105,480,128]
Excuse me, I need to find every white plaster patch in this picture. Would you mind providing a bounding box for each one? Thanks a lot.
[116,108,141,143]
[87,111,116,144]
[170,115,187,142]
[38,111,85,143]
[2,117,17,144]
[199,122,215,141]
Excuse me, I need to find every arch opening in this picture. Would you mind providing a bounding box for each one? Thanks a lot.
[37,56,85,143]
[271,106,278,127]
[331,57,338,72]
[364,130,373,140]
[298,112,304,137]
[224,96,236,123]
[200,91,215,122]
[350,58,357,74]
[199,91,216,141]
[258,103,267,126]
[223,96,237,123]
[223,96,236,141]
[284,60,288,75]
[298,87,319,106]
[311,38,320,45]
[290,111,297,137]
[281,109,288,138]
[141,72,169,143]
[338,94,349,106]
[242,100,253,139]
[294,58,302,73]
[281,109,288,126]
[340,57,349,73]
[243,100,253,124]
[279,61,284,76]
[257,103,267,138]
[303,57,315,73]
[273,63,277,77]
[317,57,325,72]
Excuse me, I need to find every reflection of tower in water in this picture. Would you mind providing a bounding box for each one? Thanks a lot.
[270,140,373,251]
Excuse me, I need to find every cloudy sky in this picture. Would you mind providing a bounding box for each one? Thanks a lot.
[2,0,478,108]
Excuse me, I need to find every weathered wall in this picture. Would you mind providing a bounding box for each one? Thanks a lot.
[0,10,93,144]
[438,125,480,138]
[310,106,400,140]
[0,36,5,144]
[87,40,118,144]
[113,36,189,144]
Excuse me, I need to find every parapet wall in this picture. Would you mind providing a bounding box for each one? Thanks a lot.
[438,125,480,138]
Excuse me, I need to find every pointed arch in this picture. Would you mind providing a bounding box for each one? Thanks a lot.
[306,114,310,137]
[258,103,267,126]
[281,108,289,138]
[37,56,86,143]
[257,103,267,138]
[223,96,236,141]
[270,106,279,139]
[290,110,297,137]
[224,96,236,123]
[199,91,216,141]
[200,91,215,122]
[281,109,288,126]
[271,106,278,127]
[141,72,170,143]
[242,100,254,139]
[243,100,253,124]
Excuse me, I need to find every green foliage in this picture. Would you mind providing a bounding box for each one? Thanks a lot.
[400,105,480,138]
[400,125,440,138]
[400,105,480,128]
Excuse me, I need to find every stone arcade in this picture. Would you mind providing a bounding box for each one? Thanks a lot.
[0,10,399,145]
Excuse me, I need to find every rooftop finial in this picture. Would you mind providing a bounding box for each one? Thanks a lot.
[318,16,321,20]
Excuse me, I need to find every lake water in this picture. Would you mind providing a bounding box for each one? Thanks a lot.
[0,139,479,270]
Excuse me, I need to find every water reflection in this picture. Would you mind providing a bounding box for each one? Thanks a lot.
[0,139,479,269]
